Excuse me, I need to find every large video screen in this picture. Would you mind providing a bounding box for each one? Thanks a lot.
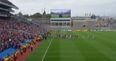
[51,9,71,18]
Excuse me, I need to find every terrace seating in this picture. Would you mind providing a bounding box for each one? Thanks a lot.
[0,19,42,55]
[0,19,47,61]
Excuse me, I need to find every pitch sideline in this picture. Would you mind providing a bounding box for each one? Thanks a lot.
[41,39,53,61]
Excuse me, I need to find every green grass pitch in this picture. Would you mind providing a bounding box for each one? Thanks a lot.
[25,31,116,61]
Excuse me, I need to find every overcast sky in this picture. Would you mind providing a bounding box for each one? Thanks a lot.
[9,0,116,16]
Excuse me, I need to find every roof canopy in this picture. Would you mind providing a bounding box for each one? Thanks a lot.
[0,0,18,9]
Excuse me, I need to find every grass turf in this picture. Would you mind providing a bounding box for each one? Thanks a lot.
[25,31,116,61]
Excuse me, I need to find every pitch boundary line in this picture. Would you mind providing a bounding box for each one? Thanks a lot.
[41,39,53,61]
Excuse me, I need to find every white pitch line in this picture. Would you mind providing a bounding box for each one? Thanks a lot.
[41,39,53,61]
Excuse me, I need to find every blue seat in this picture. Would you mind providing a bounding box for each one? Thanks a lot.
[0,48,16,59]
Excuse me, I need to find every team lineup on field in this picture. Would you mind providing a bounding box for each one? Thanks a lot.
[26,31,116,61]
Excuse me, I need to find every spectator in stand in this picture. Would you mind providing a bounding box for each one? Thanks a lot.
[0,19,41,52]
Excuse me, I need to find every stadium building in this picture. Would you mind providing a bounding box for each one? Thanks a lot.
[50,9,72,30]
[0,0,18,19]
[71,15,115,31]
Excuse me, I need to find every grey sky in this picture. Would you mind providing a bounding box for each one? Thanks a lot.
[9,0,116,16]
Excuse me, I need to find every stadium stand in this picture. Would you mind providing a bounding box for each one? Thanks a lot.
[0,0,18,19]
[0,0,47,61]
[72,16,116,31]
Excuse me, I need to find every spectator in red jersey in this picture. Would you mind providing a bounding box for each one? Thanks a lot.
[0,19,42,52]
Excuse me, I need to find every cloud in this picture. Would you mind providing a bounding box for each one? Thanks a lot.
[9,0,116,16]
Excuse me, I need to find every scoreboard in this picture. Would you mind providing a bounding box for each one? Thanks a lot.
[50,9,72,30]
[51,9,71,18]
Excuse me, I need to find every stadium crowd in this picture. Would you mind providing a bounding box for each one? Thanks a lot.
[0,19,43,59]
